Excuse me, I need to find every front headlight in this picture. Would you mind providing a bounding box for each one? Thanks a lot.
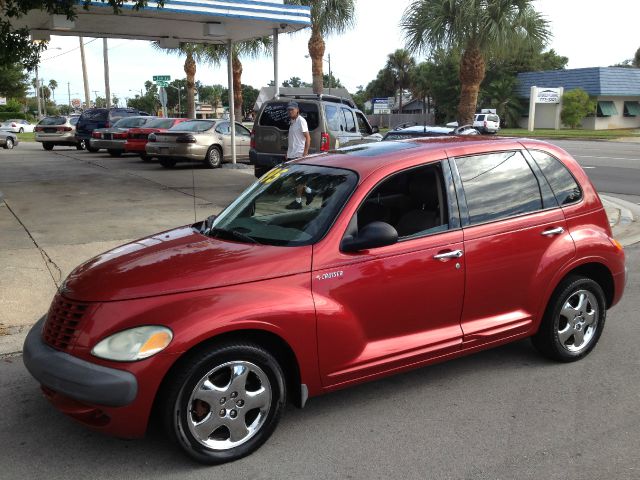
[91,326,173,361]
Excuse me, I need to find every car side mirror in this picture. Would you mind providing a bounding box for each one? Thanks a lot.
[340,221,398,253]
[371,126,379,134]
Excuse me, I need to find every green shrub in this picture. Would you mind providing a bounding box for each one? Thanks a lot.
[561,88,596,129]
[0,111,26,121]
[0,99,23,112]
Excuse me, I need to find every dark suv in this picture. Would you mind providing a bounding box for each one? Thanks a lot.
[76,108,149,152]
[250,94,380,177]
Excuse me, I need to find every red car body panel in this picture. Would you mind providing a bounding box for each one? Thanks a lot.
[124,118,188,154]
[27,136,626,438]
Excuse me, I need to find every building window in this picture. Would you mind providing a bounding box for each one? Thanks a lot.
[623,101,640,117]
[597,101,618,117]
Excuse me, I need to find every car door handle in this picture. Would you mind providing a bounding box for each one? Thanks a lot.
[541,227,565,236]
[433,249,464,260]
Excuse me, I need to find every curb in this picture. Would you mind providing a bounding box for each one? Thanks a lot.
[601,194,640,247]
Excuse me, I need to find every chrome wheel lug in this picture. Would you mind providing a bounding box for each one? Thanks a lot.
[219,397,226,405]
[230,391,238,399]
[236,399,244,407]
[229,410,237,418]
[219,408,226,417]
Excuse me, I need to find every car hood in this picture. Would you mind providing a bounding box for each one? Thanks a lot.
[62,226,312,302]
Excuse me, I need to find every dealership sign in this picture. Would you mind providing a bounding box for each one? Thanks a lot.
[0,97,6,106]
[372,97,391,114]
[535,88,561,104]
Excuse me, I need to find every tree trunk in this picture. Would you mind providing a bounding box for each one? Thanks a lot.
[308,28,325,95]
[184,52,196,119]
[233,53,243,119]
[457,45,485,125]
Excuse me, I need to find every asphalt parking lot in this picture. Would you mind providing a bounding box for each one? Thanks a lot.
[0,140,639,479]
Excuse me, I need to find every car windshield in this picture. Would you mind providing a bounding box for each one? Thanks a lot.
[38,116,67,126]
[147,118,178,129]
[207,164,358,247]
[170,120,214,132]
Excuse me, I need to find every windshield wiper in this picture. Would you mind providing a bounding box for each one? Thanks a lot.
[209,227,260,245]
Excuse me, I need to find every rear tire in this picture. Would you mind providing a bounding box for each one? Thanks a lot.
[205,146,222,169]
[108,149,122,157]
[160,158,176,168]
[140,154,152,162]
[43,143,54,151]
[161,343,286,464]
[87,146,100,153]
[18,127,24,134]
[77,140,86,150]
[532,275,606,362]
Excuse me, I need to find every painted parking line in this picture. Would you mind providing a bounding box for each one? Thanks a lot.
[583,166,596,169]
[575,155,640,161]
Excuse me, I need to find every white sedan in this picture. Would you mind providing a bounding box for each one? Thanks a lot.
[0,119,35,133]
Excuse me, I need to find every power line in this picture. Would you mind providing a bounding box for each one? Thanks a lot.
[40,38,99,62]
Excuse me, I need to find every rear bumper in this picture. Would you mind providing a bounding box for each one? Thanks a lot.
[35,133,77,144]
[249,149,285,167]
[23,317,138,407]
[90,139,126,151]
[125,141,146,153]
[146,142,207,161]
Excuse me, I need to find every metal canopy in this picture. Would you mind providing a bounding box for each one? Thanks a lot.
[12,0,310,45]
[12,0,310,164]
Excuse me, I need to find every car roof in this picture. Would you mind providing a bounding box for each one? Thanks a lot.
[297,137,558,181]
[392,125,453,134]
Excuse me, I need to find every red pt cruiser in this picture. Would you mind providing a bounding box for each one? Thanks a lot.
[23,137,626,464]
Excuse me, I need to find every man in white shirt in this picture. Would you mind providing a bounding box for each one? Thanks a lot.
[286,101,310,161]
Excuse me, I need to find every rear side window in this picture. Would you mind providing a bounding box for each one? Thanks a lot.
[81,109,108,121]
[342,108,356,133]
[171,120,214,132]
[146,118,175,129]
[259,102,319,131]
[455,151,543,225]
[530,150,582,205]
[324,104,343,131]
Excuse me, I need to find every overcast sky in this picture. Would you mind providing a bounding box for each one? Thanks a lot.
[36,0,639,104]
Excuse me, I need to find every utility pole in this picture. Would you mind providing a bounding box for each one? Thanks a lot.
[41,78,47,116]
[35,66,42,118]
[103,38,111,108]
[67,82,71,109]
[79,36,91,109]
[93,90,99,107]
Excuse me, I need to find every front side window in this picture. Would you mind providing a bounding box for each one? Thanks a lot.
[529,150,582,205]
[354,163,449,239]
[455,151,543,225]
[146,118,176,129]
[235,123,251,137]
[210,164,358,246]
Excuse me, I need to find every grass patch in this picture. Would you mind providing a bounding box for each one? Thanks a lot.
[498,128,640,140]
[16,132,36,142]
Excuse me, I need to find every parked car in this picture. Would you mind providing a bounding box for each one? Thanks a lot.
[90,116,156,156]
[382,124,479,141]
[447,113,501,134]
[76,108,149,152]
[0,131,18,149]
[125,117,188,161]
[0,119,35,133]
[35,115,83,150]
[250,94,380,178]
[146,119,252,168]
[22,137,625,464]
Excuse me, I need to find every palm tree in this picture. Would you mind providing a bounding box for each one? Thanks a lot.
[203,38,271,119]
[152,43,209,118]
[286,0,356,94]
[48,79,58,103]
[386,49,415,113]
[483,76,522,128]
[402,0,550,125]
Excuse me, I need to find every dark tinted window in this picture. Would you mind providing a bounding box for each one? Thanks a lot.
[530,150,582,205]
[456,151,543,224]
[475,114,485,121]
[81,109,108,121]
[38,116,66,126]
[259,102,319,130]
[69,117,79,126]
[342,108,356,133]
[355,112,372,135]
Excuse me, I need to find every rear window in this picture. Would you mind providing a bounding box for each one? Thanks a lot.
[113,117,150,128]
[488,115,499,122]
[475,114,485,121]
[81,109,108,121]
[109,109,139,121]
[170,120,214,132]
[146,118,176,129]
[38,116,66,126]
[259,102,319,131]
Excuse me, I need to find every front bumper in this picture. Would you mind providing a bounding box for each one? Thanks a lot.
[23,317,138,407]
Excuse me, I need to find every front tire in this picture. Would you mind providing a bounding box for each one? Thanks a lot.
[159,158,176,168]
[108,149,122,157]
[205,146,222,168]
[4,138,14,149]
[18,127,24,133]
[532,275,606,362]
[161,343,286,464]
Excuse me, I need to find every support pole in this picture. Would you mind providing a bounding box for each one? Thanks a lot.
[103,38,111,108]
[273,28,279,98]
[227,39,236,165]
[67,82,71,109]
[35,66,42,119]
[79,37,91,109]
[554,87,564,130]
[328,53,331,95]
[528,86,537,132]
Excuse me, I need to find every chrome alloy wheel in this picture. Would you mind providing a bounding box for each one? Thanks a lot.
[186,361,272,450]
[557,289,598,353]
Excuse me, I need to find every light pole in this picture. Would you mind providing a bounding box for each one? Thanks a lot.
[305,52,332,94]
[167,84,182,116]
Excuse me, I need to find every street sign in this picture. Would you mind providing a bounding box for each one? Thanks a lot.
[156,80,169,87]
[153,75,171,82]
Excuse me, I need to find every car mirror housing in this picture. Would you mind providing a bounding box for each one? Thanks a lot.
[371,126,379,134]
[340,221,398,253]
